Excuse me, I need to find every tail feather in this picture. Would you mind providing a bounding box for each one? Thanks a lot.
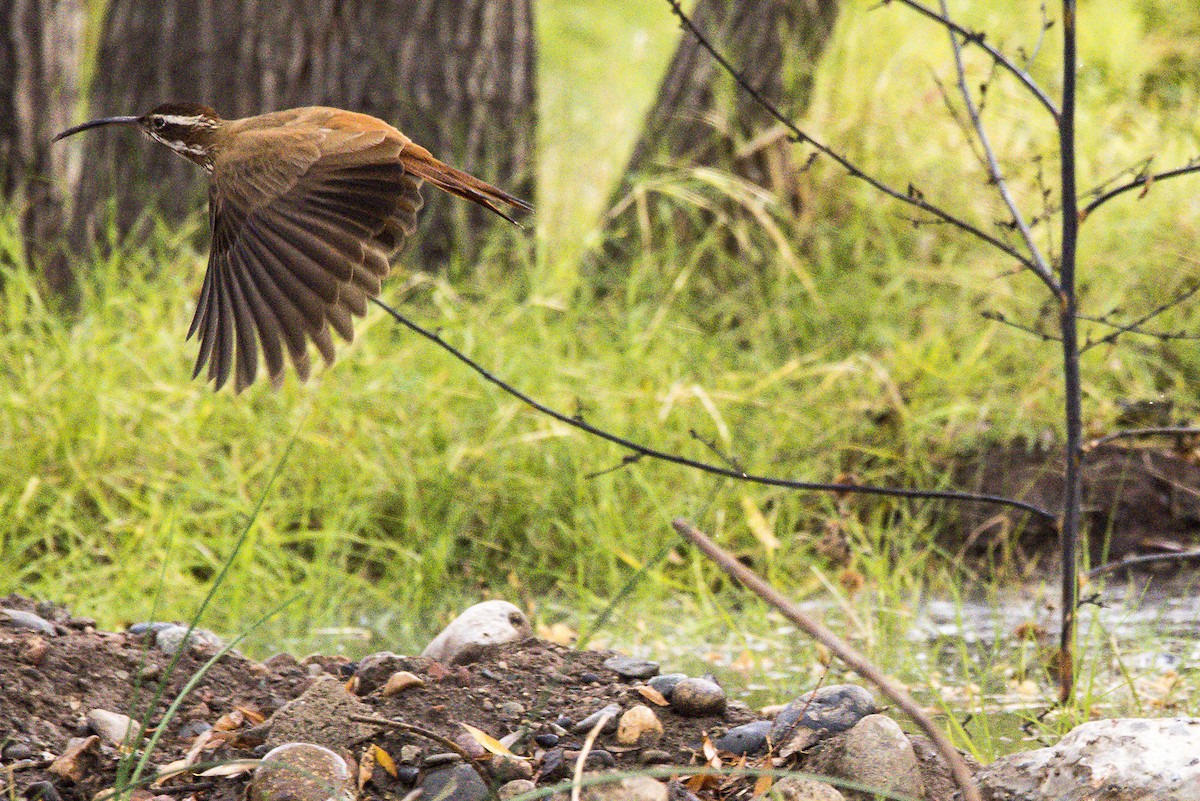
[398,144,533,224]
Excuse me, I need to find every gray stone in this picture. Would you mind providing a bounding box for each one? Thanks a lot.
[769,684,877,757]
[86,710,141,747]
[756,776,846,801]
[0,608,56,636]
[833,714,924,800]
[266,677,384,750]
[154,625,223,656]
[498,779,537,800]
[419,762,488,801]
[249,743,354,801]
[714,720,772,755]
[647,673,688,698]
[603,655,660,680]
[669,678,726,717]
[572,703,621,734]
[580,775,669,801]
[978,717,1200,801]
[422,601,533,665]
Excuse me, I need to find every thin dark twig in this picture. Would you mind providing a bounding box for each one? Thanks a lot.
[1080,283,1200,352]
[373,298,1055,520]
[1086,549,1200,579]
[584,453,644,480]
[890,0,1059,115]
[665,0,1035,270]
[1081,160,1200,219]
[981,310,1061,341]
[940,0,1056,289]
[672,518,982,801]
[1084,426,1200,452]
[1077,314,1200,343]
[689,428,744,472]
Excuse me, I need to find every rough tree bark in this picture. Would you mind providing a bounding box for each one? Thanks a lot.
[0,0,85,294]
[606,0,839,250]
[71,0,536,267]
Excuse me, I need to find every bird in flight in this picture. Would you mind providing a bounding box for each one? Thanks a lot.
[55,103,532,392]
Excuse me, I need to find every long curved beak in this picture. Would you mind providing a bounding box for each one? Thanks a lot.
[52,115,140,142]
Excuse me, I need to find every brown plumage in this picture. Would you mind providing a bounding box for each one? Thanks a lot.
[54,103,532,392]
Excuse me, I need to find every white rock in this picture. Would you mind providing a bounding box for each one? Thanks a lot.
[979,717,1200,801]
[581,775,668,801]
[421,601,532,665]
[86,709,141,747]
[756,776,846,801]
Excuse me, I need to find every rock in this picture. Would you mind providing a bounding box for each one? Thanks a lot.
[756,776,846,801]
[573,703,621,734]
[769,684,877,757]
[832,714,924,800]
[714,720,772,755]
[1,608,56,636]
[580,775,669,801]
[498,700,525,720]
[266,677,384,750]
[498,779,537,800]
[153,625,223,656]
[647,673,687,698]
[419,762,489,801]
[603,655,660,680]
[86,710,141,747]
[669,678,726,717]
[535,732,559,748]
[127,622,178,635]
[48,736,99,783]
[421,601,532,665]
[616,704,664,746]
[978,717,1200,801]
[2,741,36,761]
[19,635,49,665]
[489,754,533,782]
[249,743,354,801]
[640,749,673,765]
[379,671,424,696]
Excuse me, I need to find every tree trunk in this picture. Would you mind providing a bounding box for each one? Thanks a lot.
[72,0,536,267]
[605,0,838,253]
[0,0,85,294]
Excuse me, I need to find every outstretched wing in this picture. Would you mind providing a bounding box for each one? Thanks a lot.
[192,122,424,391]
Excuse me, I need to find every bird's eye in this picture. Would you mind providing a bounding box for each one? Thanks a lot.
[151,117,166,130]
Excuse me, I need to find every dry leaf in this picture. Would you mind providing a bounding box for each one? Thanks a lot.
[460,723,525,759]
[701,734,722,769]
[235,705,265,725]
[212,710,244,731]
[753,774,774,796]
[369,744,398,778]
[152,760,192,786]
[636,685,669,706]
[381,671,425,696]
[198,760,259,778]
[358,745,375,791]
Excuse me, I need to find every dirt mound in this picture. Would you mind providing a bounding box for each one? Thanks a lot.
[0,595,772,801]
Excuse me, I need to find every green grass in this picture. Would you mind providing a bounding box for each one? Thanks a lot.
[4,0,1200,757]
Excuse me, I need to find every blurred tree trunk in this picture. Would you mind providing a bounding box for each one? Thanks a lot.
[605,0,838,253]
[0,0,85,294]
[72,0,536,267]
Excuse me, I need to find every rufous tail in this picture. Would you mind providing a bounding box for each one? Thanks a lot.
[399,144,533,224]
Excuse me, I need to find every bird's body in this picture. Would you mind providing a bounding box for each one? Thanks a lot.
[54,103,531,391]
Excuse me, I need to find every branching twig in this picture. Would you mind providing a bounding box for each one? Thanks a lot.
[672,518,981,801]
[1081,158,1200,219]
[1080,283,1200,352]
[1085,549,1200,578]
[889,0,1059,115]
[664,0,1038,272]
[1084,426,1200,452]
[347,715,492,789]
[981,310,1061,341]
[940,0,1057,290]
[372,298,1055,520]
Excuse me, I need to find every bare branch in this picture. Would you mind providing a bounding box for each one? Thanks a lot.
[1080,283,1200,352]
[1083,426,1200,452]
[1081,158,1200,219]
[982,309,1061,341]
[664,0,1037,271]
[940,0,1058,291]
[673,518,983,801]
[889,0,1059,115]
[1085,549,1200,579]
[372,298,1056,521]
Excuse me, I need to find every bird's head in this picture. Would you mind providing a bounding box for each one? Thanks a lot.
[53,102,224,170]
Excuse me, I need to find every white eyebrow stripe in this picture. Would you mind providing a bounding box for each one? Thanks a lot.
[157,114,216,127]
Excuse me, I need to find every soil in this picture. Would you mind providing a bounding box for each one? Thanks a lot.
[6,593,932,801]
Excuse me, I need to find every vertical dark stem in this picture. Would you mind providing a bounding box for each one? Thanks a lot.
[1056,0,1080,704]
